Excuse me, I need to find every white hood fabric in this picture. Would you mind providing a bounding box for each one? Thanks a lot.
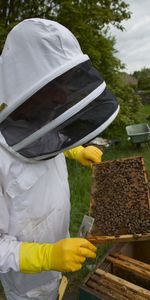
[0,18,88,116]
[0,18,119,162]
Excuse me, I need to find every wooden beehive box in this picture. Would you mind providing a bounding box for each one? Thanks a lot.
[88,156,150,243]
[79,241,150,300]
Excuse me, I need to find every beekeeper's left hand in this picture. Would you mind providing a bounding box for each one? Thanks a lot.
[64,145,103,167]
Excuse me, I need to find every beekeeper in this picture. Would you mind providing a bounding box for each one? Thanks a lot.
[0,18,119,300]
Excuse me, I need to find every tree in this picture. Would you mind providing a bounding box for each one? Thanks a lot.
[47,0,130,82]
[104,76,143,138]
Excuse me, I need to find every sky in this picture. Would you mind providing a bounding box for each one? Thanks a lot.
[110,0,150,74]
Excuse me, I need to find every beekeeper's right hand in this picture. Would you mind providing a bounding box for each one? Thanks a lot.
[20,238,97,273]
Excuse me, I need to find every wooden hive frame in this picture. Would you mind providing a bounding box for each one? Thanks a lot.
[88,156,150,244]
[79,242,150,300]
[86,267,150,299]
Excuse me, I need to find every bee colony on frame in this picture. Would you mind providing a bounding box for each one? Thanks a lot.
[88,156,150,243]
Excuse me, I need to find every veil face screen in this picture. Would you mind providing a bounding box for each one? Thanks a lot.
[0,60,104,146]
[17,88,118,158]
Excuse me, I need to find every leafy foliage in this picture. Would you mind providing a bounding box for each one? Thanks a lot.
[51,0,130,82]
[133,68,150,91]
[104,76,144,138]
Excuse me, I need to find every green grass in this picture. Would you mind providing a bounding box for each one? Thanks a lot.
[141,104,150,118]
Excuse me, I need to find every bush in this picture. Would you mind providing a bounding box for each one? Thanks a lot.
[104,78,143,138]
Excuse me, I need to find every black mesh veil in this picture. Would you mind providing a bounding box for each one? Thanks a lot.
[0,60,119,160]
[18,88,118,159]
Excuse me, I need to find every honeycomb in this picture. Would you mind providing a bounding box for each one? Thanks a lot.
[90,156,150,236]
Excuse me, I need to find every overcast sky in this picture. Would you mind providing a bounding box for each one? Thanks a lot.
[110,0,150,74]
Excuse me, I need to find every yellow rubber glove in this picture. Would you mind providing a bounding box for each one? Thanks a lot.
[20,238,97,273]
[64,145,103,167]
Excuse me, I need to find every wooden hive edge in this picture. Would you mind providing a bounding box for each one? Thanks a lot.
[87,233,150,244]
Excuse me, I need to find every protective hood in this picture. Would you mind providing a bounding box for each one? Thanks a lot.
[0,18,119,162]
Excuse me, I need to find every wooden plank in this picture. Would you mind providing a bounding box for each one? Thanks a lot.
[141,157,150,208]
[83,285,113,300]
[90,274,146,300]
[87,233,150,244]
[58,276,68,300]
[87,279,129,300]
[95,268,150,299]
[148,188,150,209]
[106,256,150,280]
[111,253,150,272]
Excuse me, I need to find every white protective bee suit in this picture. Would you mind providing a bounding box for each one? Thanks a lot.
[0,148,70,299]
[0,18,119,299]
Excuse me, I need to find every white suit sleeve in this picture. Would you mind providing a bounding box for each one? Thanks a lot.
[0,235,20,272]
[0,184,20,272]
